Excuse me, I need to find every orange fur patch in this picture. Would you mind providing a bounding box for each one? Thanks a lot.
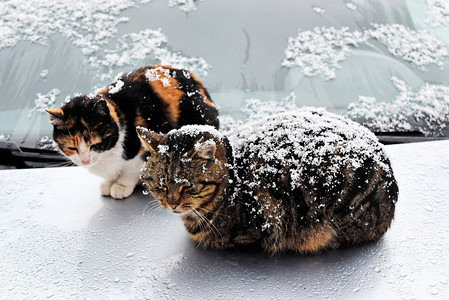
[296,226,336,253]
[189,72,216,108]
[46,108,64,117]
[134,109,147,128]
[90,135,102,145]
[106,100,120,124]
[58,134,80,155]
[147,67,182,128]
[96,87,109,95]
[134,109,148,155]
[200,87,216,108]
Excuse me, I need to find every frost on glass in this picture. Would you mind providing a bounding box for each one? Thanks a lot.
[220,93,300,131]
[28,89,61,118]
[1,1,211,116]
[369,24,449,71]
[311,5,325,15]
[0,0,205,51]
[37,136,56,150]
[88,29,211,85]
[425,0,449,27]
[0,0,140,52]
[282,24,449,80]
[346,2,357,11]
[88,29,168,83]
[346,77,449,137]
[0,134,11,142]
[1,1,210,86]
[282,27,369,80]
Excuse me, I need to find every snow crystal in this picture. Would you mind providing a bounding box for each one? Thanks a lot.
[283,24,449,80]
[0,133,11,142]
[0,0,200,51]
[108,79,124,94]
[369,24,449,71]
[28,88,61,118]
[0,0,141,52]
[282,27,369,80]
[194,138,216,151]
[88,29,210,85]
[425,0,449,27]
[312,5,325,15]
[168,0,203,13]
[40,69,48,79]
[1,1,210,88]
[220,93,300,132]
[37,136,56,150]
[88,29,167,83]
[155,48,211,79]
[171,125,224,146]
[346,2,357,10]
[242,93,299,123]
[145,66,173,87]
[346,77,449,136]
[157,145,169,155]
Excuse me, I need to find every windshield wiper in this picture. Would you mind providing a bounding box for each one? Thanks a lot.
[375,131,449,145]
[0,141,72,169]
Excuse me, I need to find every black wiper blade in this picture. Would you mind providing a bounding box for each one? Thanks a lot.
[0,141,73,169]
[374,131,449,145]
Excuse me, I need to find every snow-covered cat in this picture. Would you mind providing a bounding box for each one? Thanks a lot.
[137,108,398,254]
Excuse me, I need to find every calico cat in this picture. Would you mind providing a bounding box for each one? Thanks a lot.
[46,64,219,199]
[137,108,398,254]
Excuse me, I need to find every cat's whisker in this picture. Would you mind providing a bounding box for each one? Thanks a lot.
[143,200,158,215]
[189,210,207,235]
[193,208,222,239]
[144,201,164,219]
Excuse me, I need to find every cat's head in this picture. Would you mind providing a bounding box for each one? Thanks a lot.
[46,96,120,166]
[137,125,232,216]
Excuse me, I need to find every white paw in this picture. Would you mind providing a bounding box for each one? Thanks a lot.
[100,180,114,196]
[110,183,135,199]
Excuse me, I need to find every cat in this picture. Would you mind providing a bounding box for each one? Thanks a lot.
[137,108,398,254]
[46,64,219,199]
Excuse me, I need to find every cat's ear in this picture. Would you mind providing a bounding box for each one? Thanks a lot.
[46,108,65,127]
[192,140,216,160]
[136,127,162,154]
[94,99,110,116]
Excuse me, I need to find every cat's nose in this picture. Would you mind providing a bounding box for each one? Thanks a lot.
[81,160,90,165]
[168,204,178,209]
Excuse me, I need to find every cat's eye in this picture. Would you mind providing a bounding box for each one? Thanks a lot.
[181,183,198,194]
[90,143,101,151]
[157,185,168,193]
[67,146,78,151]
[183,183,194,190]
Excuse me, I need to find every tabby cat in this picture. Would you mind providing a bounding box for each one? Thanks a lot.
[137,108,398,254]
[46,65,219,199]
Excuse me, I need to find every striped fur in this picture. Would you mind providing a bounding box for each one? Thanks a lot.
[137,109,398,255]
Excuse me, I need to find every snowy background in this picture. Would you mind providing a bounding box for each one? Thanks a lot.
[1,0,449,148]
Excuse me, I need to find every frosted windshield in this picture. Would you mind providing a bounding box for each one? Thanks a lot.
[1,0,449,148]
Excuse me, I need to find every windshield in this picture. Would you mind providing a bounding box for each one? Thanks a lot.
[1,0,449,151]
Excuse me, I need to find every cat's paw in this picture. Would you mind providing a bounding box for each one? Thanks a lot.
[110,183,135,199]
[100,180,114,196]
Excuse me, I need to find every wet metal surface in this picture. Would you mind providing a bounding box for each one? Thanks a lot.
[1,140,448,298]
